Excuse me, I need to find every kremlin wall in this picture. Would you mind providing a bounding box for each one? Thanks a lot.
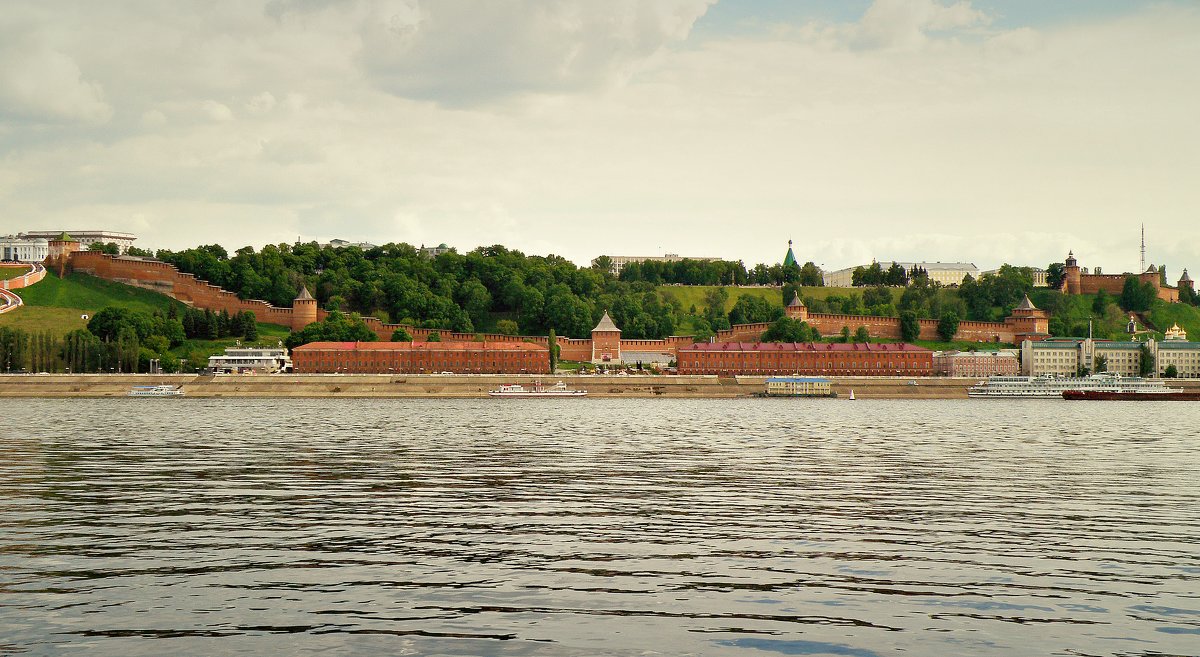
[46,238,1057,367]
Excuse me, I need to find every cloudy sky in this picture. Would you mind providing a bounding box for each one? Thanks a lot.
[2,0,1197,275]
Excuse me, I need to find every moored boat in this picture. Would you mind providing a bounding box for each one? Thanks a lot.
[129,385,184,397]
[488,380,587,398]
[968,373,1168,399]
[1062,389,1200,401]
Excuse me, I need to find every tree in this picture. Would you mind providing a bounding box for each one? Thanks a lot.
[761,316,815,343]
[495,319,518,336]
[591,255,614,274]
[853,326,870,343]
[1139,343,1154,377]
[937,311,960,342]
[548,329,559,372]
[899,310,921,342]
[1120,277,1156,312]
[799,262,823,287]
[427,330,442,342]
[284,311,378,349]
[1093,354,1107,373]
[1164,364,1178,378]
[390,328,413,341]
[862,285,892,309]
[1093,289,1111,315]
[885,262,908,287]
[839,326,851,343]
[1046,262,1066,290]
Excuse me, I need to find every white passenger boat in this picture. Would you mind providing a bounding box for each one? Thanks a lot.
[129,385,185,397]
[967,373,1167,399]
[488,380,587,398]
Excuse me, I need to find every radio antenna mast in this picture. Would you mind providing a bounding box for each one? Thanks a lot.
[1140,224,1146,273]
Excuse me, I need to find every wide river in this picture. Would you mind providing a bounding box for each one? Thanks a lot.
[1,398,1197,656]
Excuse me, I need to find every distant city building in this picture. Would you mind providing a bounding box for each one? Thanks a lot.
[933,350,1020,377]
[1,235,49,263]
[677,342,933,377]
[765,377,832,397]
[19,230,137,254]
[292,340,549,374]
[1019,337,1199,378]
[823,262,979,287]
[592,253,719,276]
[208,345,292,374]
[981,267,1049,287]
[322,239,377,250]
[420,243,452,258]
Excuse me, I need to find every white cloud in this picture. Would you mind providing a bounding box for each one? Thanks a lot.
[854,0,991,49]
[0,32,112,124]
[1,0,1198,279]
[357,0,716,104]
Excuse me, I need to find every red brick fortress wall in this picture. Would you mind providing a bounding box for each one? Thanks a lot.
[68,251,304,327]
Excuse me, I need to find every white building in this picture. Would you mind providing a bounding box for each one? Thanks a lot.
[823,261,980,288]
[19,230,137,254]
[1,235,50,263]
[592,253,720,276]
[420,243,452,258]
[208,346,291,374]
[1019,337,1200,378]
[323,239,377,250]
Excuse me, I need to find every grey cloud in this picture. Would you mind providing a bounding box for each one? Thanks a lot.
[0,30,113,124]
[357,0,715,105]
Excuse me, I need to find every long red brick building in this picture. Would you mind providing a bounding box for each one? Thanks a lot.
[677,342,933,377]
[292,341,549,374]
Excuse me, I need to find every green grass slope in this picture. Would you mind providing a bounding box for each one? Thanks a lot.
[15,271,178,313]
[1,272,291,347]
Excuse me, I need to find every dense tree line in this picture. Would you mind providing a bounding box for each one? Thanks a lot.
[158,243,705,340]
[0,305,259,374]
[851,262,928,287]
[607,257,823,287]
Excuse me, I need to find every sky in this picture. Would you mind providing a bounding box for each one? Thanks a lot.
[2,0,1197,276]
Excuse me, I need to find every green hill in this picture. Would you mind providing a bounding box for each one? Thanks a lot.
[1,272,289,361]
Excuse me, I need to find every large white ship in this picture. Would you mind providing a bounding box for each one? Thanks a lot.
[968,373,1168,399]
[488,380,587,398]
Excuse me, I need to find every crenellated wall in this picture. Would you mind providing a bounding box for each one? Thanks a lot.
[716,312,1028,344]
[68,251,311,326]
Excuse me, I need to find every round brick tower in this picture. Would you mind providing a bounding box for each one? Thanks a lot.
[1063,251,1081,294]
[291,286,318,331]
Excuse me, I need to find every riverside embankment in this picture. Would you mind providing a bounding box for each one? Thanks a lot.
[10,374,1196,399]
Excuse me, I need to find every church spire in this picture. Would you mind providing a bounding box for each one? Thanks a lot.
[783,239,797,268]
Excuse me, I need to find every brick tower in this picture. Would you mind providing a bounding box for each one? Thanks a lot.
[785,292,808,321]
[590,310,622,364]
[45,232,80,277]
[291,287,318,331]
[1006,294,1049,342]
[1063,251,1080,294]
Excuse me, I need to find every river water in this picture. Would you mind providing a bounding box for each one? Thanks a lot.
[1,398,1197,656]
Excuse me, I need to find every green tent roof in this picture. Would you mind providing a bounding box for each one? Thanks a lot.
[783,240,797,268]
